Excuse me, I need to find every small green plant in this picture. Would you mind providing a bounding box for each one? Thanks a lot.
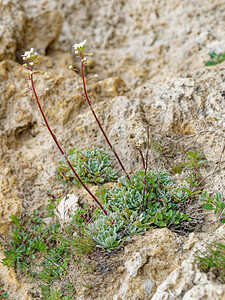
[89,169,191,250]
[194,240,225,278]
[57,147,117,185]
[171,164,182,175]
[181,151,207,197]
[2,212,68,283]
[40,286,74,300]
[205,51,225,66]
[0,291,9,299]
[2,205,95,298]
[45,191,59,217]
[200,192,225,223]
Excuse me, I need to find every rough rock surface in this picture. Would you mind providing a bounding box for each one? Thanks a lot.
[1,0,225,299]
[152,226,225,300]
[0,0,25,61]
[113,228,184,300]
[21,0,225,87]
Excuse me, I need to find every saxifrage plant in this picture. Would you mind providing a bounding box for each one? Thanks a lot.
[56,147,117,185]
[2,39,206,299]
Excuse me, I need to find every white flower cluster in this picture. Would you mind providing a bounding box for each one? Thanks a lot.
[136,139,144,148]
[22,48,38,61]
[73,40,86,55]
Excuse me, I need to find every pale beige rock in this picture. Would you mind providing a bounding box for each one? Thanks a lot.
[0,25,17,61]
[0,0,25,61]
[20,0,225,87]
[151,226,225,300]
[151,261,225,300]
[54,193,79,223]
[0,61,8,80]
[24,10,63,55]
[113,228,183,300]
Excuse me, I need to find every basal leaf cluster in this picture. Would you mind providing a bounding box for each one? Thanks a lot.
[90,169,191,250]
[56,147,117,185]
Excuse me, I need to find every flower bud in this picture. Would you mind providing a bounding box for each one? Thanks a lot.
[29,62,34,66]
[76,86,81,91]
[93,74,98,79]
[88,53,94,57]
[23,63,28,67]
[69,65,74,70]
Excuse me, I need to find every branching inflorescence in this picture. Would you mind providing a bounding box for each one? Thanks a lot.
[22,47,107,216]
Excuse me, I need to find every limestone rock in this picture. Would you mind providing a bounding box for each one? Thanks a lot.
[152,261,225,300]
[151,226,225,300]
[0,0,25,61]
[113,228,183,300]
[54,193,79,223]
[24,10,63,55]
[19,0,225,87]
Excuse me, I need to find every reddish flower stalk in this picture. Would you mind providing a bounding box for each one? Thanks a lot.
[22,51,107,216]
[71,41,130,182]
[80,62,131,182]
[136,127,150,211]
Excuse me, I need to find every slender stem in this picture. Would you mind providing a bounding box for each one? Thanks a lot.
[141,126,150,211]
[143,127,150,209]
[29,67,107,216]
[137,148,146,170]
[80,62,131,182]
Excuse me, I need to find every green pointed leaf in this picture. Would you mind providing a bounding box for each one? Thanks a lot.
[215,193,222,202]
[220,202,225,210]
[209,52,217,59]
[202,203,214,210]
[205,61,216,66]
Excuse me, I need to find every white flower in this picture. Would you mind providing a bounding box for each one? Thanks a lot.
[45,88,49,92]
[22,48,38,61]
[93,74,98,79]
[136,139,144,148]
[69,65,74,70]
[29,62,34,66]
[73,40,86,54]
[73,40,86,50]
